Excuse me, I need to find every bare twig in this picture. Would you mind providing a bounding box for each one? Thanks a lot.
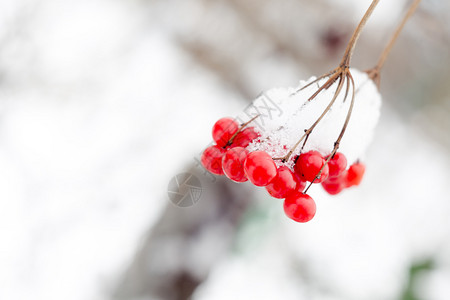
[367,0,422,87]
[276,0,379,163]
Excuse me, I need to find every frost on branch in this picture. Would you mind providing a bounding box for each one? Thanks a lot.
[243,68,381,170]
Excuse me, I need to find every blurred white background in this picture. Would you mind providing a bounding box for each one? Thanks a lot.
[0,0,449,299]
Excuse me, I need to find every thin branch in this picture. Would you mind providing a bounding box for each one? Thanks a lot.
[275,0,380,163]
[340,0,380,67]
[304,73,355,192]
[367,0,422,86]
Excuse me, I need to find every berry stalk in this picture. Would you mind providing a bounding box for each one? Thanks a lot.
[226,114,260,147]
[279,0,380,163]
[304,73,356,193]
[340,0,380,67]
[367,0,422,86]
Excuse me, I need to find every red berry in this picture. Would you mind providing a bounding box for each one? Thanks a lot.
[294,151,329,183]
[327,152,347,178]
[283,192,316,223]
[345,162,365,187]
[321,175,345,195]
[232,127,260,148]
[212,117,239,147]
[201,145,226,175]
[265,166,297,199]
[222,147,249,182]
[291,172,307,194]
[244,151,277,187]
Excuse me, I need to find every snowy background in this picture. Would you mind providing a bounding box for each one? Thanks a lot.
[0,0,449,299]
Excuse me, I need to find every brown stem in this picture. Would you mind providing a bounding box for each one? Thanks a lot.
[377,0,421,71]
[293,1,380,97]
[340,0,380,67]
[226,114,260,147]
[332,73,357,153]
[304,73,356,193]
[291,70,337,96]
[368,0,422,85]
[275,73,344,162]
[276,0,380,164]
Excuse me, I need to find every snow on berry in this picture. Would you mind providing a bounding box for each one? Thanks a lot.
[244,68,381,168]
[200,69,379,223]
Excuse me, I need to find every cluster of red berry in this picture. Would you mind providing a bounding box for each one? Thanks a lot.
[201,118,365,223]
[321,158,366,195]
